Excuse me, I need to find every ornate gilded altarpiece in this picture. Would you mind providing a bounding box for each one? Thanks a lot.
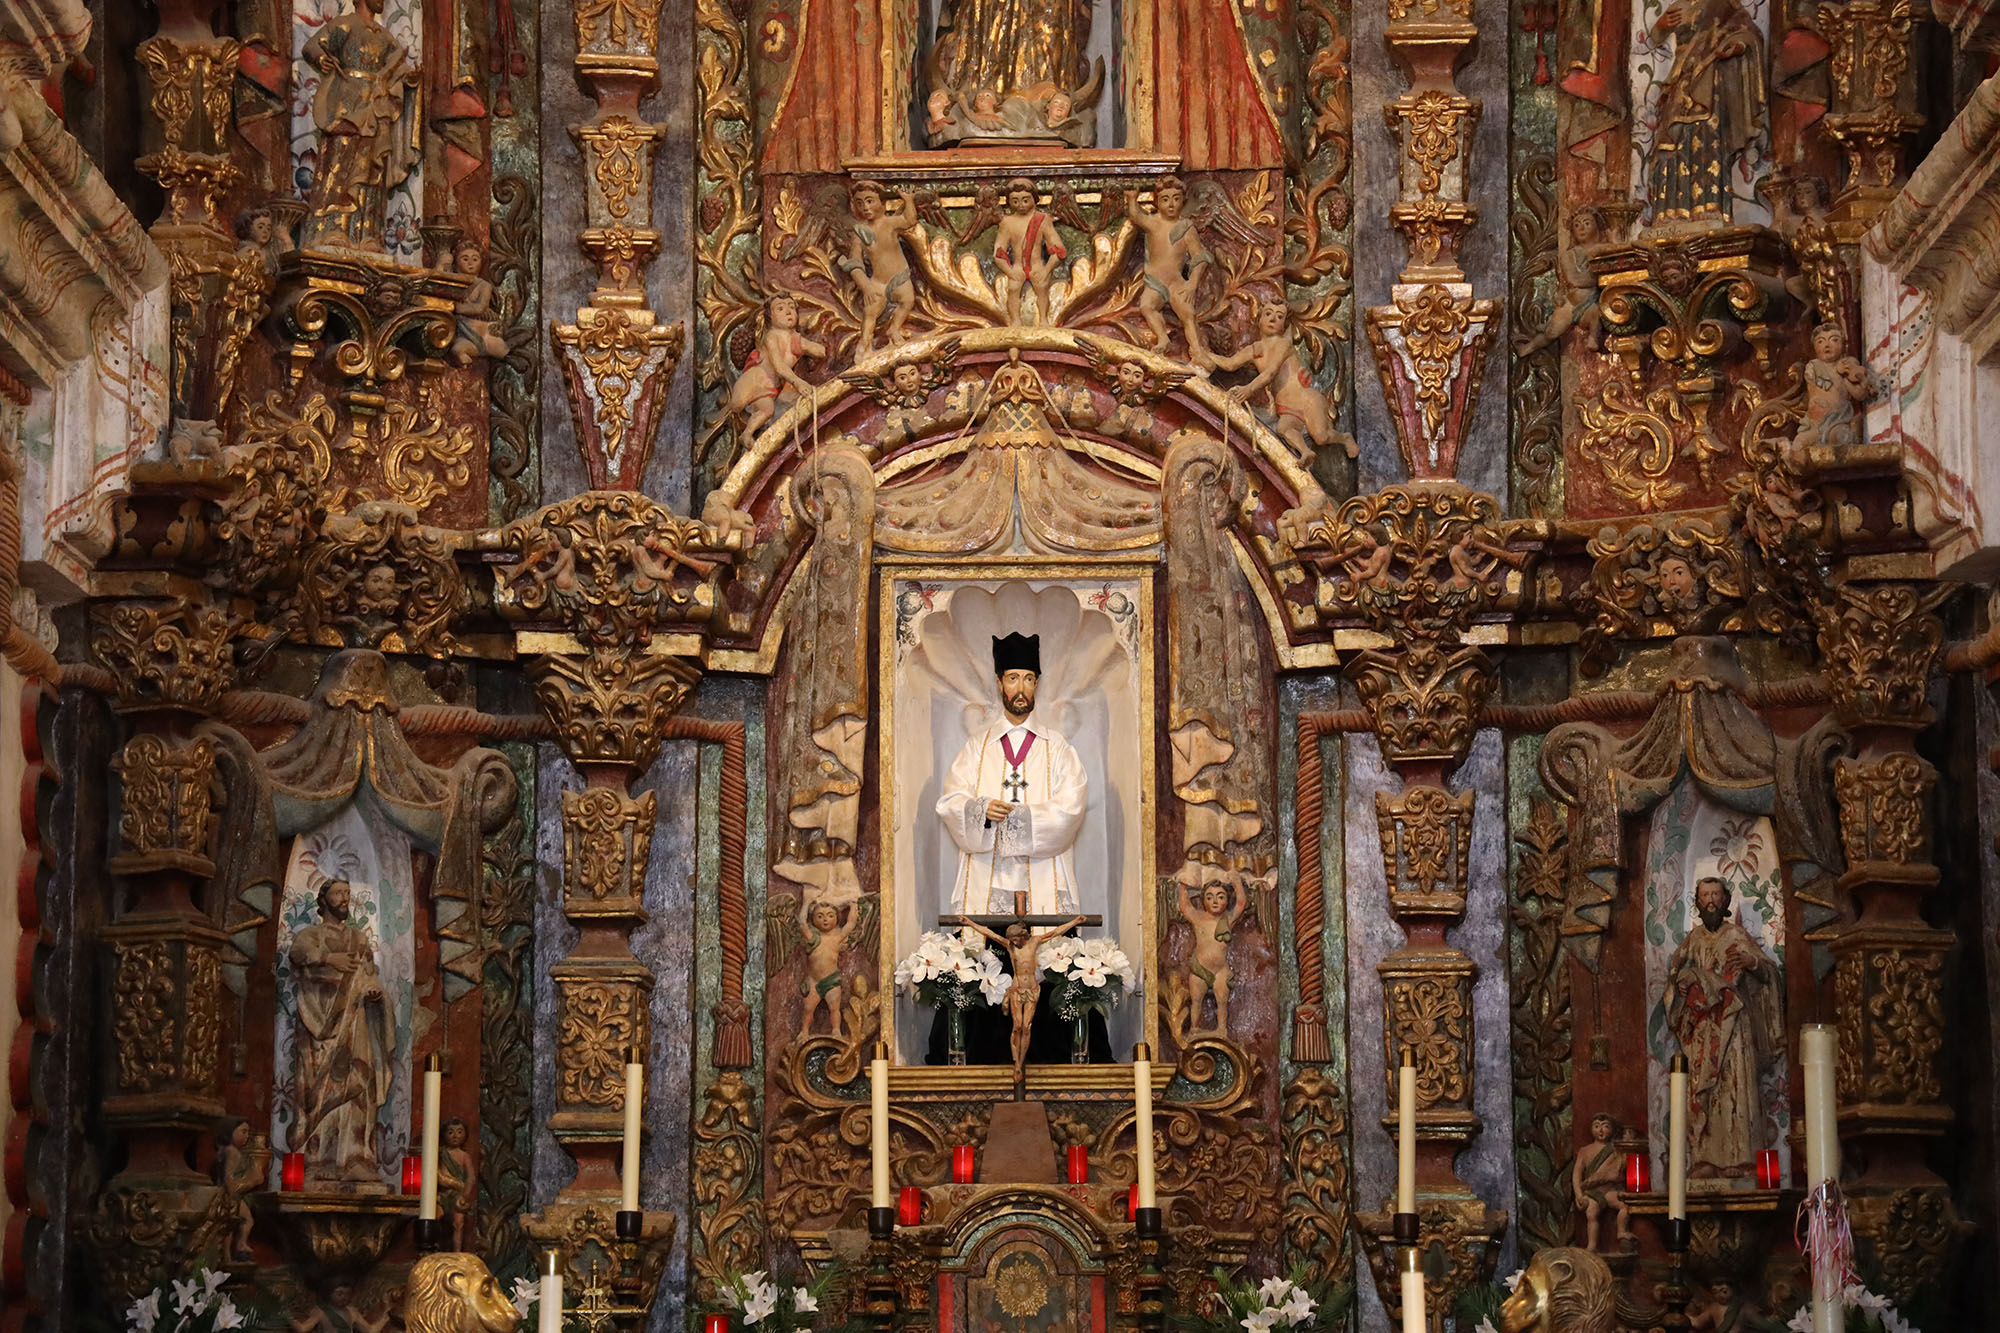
[7,0,1999,1331]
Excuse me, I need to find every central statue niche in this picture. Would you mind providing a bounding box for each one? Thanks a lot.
[884,576,1154,1067]
[922,0,1110,148]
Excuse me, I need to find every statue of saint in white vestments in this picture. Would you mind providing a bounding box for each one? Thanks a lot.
[935,633,1088,915]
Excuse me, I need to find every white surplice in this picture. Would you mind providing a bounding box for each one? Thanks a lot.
[935,711,1087,914]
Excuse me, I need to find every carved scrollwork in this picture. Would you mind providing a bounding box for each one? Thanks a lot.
[216,391,337,599]
[692,1072,765,1300]
[1383,967,1472,1110]
[296,500,468,657]
[562,787,656,911]
[1833,753,1935,867]
[111,734,217,874]
[1507,797,1575,1253]
[1576,515,1747,670]
[110,942,180,1094]
[91,600,240,715]
[1375,786,1474,915]
[1347,641,1494,764]
[1280,1068,1353,1289]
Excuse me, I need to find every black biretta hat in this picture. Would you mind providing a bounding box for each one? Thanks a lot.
[992,632,1040,675]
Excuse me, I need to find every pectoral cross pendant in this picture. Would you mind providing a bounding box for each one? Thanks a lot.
[1002,767,1028,803]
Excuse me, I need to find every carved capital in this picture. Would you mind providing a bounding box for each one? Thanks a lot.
[1348,641,1493,765]
[497,490,735,647]
[111,733,217,876]
[91,599,239,714]
[1833,752,1935,867]
[1812,581,1951,728]
[1299,483,1522,638]
[273,252,469,403]
[532,651,701,771]
[1375,786,1473,918]
[523,1201,676,1318]
[563,787,657,915]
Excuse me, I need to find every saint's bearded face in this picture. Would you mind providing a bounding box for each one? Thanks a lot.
[1696,880,1728,931]
[998,668,1037,719]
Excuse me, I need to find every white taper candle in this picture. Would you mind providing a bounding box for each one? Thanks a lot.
[1668,1052,1688,1221]
[1397,1046,1417,1215]
[621,1046,644,1214]
[1399,1246,1426,1333]
[538,1250,562,1333]
[418,1052,442,1220]
[1133,1043,1157,1209]
[1801,1024,1840,1333]
[870,1042,891,1208]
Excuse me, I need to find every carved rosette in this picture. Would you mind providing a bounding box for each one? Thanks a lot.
[110,734,217,876]
[1376,787,1474,917]
[563,787,657,914]
[1813,581,1951,729]
[1833,753,1935,868]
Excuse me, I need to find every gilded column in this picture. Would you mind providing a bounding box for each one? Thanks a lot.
[1293,488,1530,1317]
[84,598,240,1307]
[494,493,738,1308]
[1815,581,1968,1305]
[1816,0,1924,239]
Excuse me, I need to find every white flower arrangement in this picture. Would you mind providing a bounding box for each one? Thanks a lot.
[511,1277,541,1319]
[894,930,1012,1009]
[1235,1277,1317,1333]
[717,1268,842,1332]
[126,1270,243,1333]
[1784,1285,1919,1333]
[1038,934,1138,1019]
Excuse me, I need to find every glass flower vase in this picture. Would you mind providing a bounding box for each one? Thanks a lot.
[947,1006,967,1066]
[1071,1012,1090,1065]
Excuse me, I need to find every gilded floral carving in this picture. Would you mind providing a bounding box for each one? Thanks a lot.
[1375,786,1474,913]
[1297,483,1523,640]
[1347,642,1494,765]
[1281,1068,1353,1288]
[562,787,656,907]
[557,981,645,1108]
[91,601,240,715]
[1814,581,1952,728]
[1834,753,1934,867]
[532,651,702,770]
[497,490,731,647]
[1385,973,1470,1108]
[111,734,216,872]
[1576,516,1747,669]
[111,942,179,1094]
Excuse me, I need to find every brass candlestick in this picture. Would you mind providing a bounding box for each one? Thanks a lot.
[1133,1206,1168,1333]
[866,1205,899,1333]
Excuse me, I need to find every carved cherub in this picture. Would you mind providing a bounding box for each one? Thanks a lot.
[798,899,857,1041]
[1080,344,1193,441]
[1570,1112,1633,1251]
[447,241,509,365]
[1127,176,1213,353]
[337,562,404,648]
[722,293,827,441]
[1773,174,1845,322]
[1790,321,1878,457]
[842,180,921,353]
[216,1119,264,1260]
[437,1117,473,1251]
[1201,299,1352,463]
[1178,879,1244,1035]
[992,178,1068,325]
[926,88,955,138]
[841,335,962,447]
[1516,206,1611,357]
[234,207,286,276]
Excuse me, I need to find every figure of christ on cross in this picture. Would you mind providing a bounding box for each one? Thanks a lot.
[957,915,1086,1083]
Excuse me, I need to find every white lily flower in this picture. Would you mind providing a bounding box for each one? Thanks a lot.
[172,1276,208,1317]
[793,1288,819,1313]
[1257,1277,1291,1307]
[1786,1307,1816,1333]
[213,1298,245,1330]
[127,1290,162,1333]
[1279,1288,1315,1326]
[512,1276,542,1316]
[1241,1309,1278,1333]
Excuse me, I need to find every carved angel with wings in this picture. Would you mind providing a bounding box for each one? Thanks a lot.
[841,335,964,447]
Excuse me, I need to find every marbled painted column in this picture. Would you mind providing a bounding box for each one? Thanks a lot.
[82,599,239,1308]
[550,0,685,491]
[1814,581,1967,1305]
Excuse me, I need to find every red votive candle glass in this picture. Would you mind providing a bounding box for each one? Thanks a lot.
[1756,1149,1781,1190]
[1624,1151,1651,1194]
[898,1185,924,1226]
[281,1151,306,1192]
[1127,1182,1139,1220]
[951,1145,976,1184]
[704,1314,731,1333]
[1066,1145,1089,1184]
[401,1154,422,1194]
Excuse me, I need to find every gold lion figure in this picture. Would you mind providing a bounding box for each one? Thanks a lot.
[1499,1246,1615,1333]
[403,1253,521,1333]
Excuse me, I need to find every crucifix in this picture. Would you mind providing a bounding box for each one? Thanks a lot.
[1001,764,1030,803]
